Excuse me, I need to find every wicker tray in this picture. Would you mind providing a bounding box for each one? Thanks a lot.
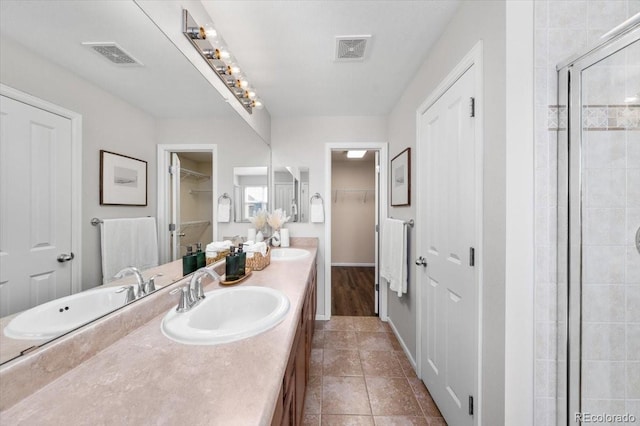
[206,249,230,266]
[246,246,271,271]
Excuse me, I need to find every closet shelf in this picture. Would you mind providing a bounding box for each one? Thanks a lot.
[180,168,210,182]
[332,189,375,203]
[189,189,213,195]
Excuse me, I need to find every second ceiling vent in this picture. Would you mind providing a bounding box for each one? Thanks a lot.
[335,35,371,61]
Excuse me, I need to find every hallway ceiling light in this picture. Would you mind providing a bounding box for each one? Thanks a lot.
[183,9,263,113]
[347,150,367,159]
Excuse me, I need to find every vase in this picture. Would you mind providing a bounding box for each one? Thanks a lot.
[271,230,281,247]
[255,230,264,242]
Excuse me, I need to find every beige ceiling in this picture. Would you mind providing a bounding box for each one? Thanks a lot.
[203,1,460,117]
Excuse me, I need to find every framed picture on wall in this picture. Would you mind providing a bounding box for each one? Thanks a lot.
[100,150,147,206]
[390,148,411,206]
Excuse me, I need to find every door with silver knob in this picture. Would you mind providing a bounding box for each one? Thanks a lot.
[415,256,428,267]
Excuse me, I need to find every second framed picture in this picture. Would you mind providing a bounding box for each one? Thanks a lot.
[390,148,411,206]
[100,150,148,206]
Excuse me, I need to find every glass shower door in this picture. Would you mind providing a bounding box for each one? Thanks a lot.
[564,33,640,424]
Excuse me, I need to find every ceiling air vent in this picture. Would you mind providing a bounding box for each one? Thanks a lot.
[335,35,371,61]
[82,42,142,66]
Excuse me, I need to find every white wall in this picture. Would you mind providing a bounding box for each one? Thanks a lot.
[0,36,156,290]
[385,1,507,424]
[331,159,376,265]
[271,116,387,317]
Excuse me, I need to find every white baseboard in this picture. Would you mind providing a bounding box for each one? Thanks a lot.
[331,263,375,267]
[387,317,417,372]
[315,314,329,321]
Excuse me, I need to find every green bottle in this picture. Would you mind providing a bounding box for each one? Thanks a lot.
[182,245,197,276]
[237,244,246,276]
[225,247,240,281]
[195,242,206,269]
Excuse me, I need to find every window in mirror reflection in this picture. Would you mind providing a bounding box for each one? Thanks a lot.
[244,186,268,219]
[233,167,269,222]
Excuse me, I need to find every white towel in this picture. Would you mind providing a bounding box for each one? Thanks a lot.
[310,203,324,223]
[205,240,232,257]
[100,217,159,284]
[243,242,267,258]
[217,200,231,223]
[380,218,407,297]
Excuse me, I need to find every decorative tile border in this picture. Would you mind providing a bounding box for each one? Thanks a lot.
[547,104,640,131]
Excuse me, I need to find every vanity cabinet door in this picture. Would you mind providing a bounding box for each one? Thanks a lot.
[271,386,284,426]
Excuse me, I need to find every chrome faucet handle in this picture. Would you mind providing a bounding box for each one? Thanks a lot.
[193,277,205,300]
[170,285,195,313]
[145,273,163,294]
[116,285,136,304]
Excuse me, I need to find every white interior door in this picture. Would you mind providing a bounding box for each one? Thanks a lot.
[418,66,477,425]
[170,153,181,261]
[0,95,73,316]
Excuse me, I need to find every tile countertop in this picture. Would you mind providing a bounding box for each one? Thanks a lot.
[1,241,317,425]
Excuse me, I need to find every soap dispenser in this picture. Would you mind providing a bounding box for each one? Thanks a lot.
[237,244,246,276]
[225,247,240,281]
[182,245,197,276]
[195,242,206,269]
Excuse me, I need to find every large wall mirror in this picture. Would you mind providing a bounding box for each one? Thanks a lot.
[0,0,270,364]
[273,167,310,223]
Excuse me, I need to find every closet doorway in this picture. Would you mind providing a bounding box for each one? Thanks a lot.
[328,146,385,317]
[156,144,218,264]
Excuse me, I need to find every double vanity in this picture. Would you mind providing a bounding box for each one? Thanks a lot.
[0,239,317,425]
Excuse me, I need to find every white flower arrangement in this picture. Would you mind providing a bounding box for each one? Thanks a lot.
[249,209,268,231]
[267,208,290,231]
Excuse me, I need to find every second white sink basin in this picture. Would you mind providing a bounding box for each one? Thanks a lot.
[270,248,310,261]
[161,286,290,345]
[3,287,128,340]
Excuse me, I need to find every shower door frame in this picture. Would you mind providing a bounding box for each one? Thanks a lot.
[557,21,640,426]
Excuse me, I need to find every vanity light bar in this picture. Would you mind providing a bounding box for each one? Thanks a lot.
[182,9,263,114]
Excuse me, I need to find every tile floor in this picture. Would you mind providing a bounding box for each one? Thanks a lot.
[303,316,447,426]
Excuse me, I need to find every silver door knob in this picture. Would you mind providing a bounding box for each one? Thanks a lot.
[415,256,427,267]
[177,232,186,237]
[57,252,74,263]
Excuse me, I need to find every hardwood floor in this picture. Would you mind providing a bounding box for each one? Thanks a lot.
[331,266,375,316]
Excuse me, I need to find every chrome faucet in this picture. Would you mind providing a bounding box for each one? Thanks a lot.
[171,267,221,313]
[190,268,220,301]
[114,266,146,298]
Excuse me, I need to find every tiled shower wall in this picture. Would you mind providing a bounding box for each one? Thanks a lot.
[534,1,640,425]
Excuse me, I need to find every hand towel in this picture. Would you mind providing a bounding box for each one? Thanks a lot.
[243,242,267,258]
[217,200,231,223]
[205,240,232,257]
[380,218,407,297]
[100,217,159,285]
[310,203,324,223]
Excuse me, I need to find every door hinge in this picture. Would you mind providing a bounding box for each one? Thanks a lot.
[470,97,475,118]
[375,283,379,291]
[469,395,474,415]
[375,224,379,232]
[169,165,174,175]
[169,223,176,231]
[469,247,475,267]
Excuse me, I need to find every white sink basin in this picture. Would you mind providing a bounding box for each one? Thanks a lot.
[270,248,310,261]
[161,286,290,345]
[3,287,128,340]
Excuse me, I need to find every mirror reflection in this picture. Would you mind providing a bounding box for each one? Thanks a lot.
[233,167,269,222]
[0,0,270,364]
[273,167,310,223]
